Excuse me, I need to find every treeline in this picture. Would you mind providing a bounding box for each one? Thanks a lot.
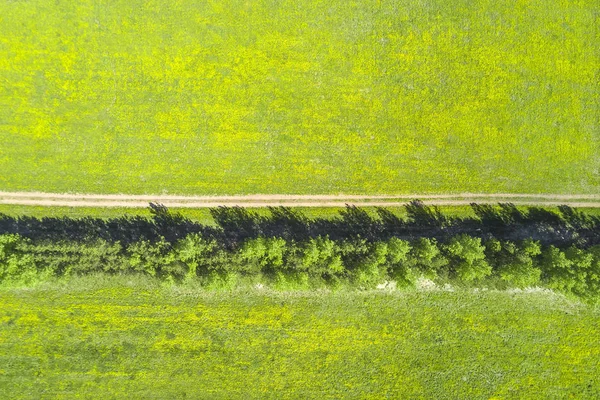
[2,231,600,300]
[1,201,599,248]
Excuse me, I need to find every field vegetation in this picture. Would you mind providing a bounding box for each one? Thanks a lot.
[0,204,484,225]
[1,278,599,398]
[1,0,598,195]
[3,203,600,224]
[2,0,599,396]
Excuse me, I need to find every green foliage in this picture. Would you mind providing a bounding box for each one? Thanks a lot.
[201,271,240,290]
[340,239,390,288]
[69,240,125,275]
[127,238,188,282]
[172,233,220,277]
[586,246,600,298]
[236,237,287,275]
[0,234,38,285]
[127,240,165,276]
[487,239,542,288]
[541,245,594,297]
[272,271,311,290]
[385,238,416,287]
[409,238,448,280]
[445,235,492,282]
[300,236,344,279]
[2,232,600,300]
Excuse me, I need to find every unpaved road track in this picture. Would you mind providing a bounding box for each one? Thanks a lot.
[1,191,600,208]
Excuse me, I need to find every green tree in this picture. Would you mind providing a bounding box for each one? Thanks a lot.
[301,236,344,280]
[0,234,37,284]
[173,233,219,277]
[541,245,592,296]
[486,239,542,288]
[409,238,448,280]
[586,245,600,298]
[444,235,491,282]
[236,237,287,275]
[127,238,188,281]
[347,240,389,287]
[385,238,415,286]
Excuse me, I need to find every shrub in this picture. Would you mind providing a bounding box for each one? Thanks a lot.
[272,271,310,290]
[3,228,600,300]
[586,246,600,298]
[202,270,239,290]
[71,240,125,275]
[341,239,389,287]
[173,233,219,277]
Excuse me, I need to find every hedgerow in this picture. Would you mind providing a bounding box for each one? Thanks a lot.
[1,202,599,298]
[2,230,600,301]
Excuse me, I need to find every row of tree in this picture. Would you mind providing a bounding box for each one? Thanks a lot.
[0,201,599,247]
[2,232,599,300]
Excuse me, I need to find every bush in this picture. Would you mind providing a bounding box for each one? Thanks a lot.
[444,235,492,282]
[3,228,600,300]
[200,270,240,290]
[272,271,310,290]
[69,240,125,275]
[172,233,220,277]
[586,246,600,298]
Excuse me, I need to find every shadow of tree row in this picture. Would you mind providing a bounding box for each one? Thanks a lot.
[0,201,599,248]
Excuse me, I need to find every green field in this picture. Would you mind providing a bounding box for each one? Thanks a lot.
[3,203,600,226]
[2,1,599,397]
[0,203,480,224]
[1,276,599,398]
[1,0,598,195]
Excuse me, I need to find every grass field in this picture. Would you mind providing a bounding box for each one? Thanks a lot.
[0,204,479,224]
[5,203,600,227]
[1,0,598,195]
[1,276,599,399]
[2,1,599,397]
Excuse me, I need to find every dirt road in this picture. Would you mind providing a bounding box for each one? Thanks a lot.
[1,191,600,208]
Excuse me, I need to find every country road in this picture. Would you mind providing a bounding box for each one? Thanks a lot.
[1,191,600,208]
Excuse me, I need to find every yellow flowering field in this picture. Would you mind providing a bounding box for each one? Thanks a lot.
[1,277,599,398]
[0,0,598,195]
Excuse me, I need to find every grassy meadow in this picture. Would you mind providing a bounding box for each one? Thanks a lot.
[1,276,599,399]
[2,1,599,397]
[0,203,481,224]
[1,0,598,195]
